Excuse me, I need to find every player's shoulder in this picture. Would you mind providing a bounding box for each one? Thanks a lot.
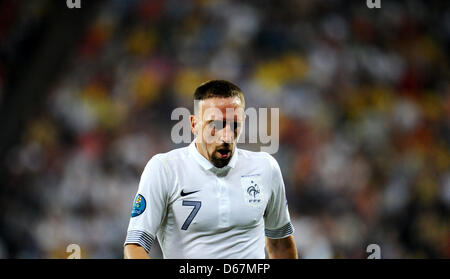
[238,147,270,159]
[237,148,279,168]
[145,145,190,169]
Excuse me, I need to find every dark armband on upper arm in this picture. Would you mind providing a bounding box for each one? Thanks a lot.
[124,230,155,253]
[265,222,294,239]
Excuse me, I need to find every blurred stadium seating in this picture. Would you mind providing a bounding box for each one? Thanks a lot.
[0,0,448,258]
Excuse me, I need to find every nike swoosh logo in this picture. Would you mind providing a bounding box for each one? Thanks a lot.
[180,190,200,197]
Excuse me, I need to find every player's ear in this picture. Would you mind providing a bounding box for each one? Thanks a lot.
[190,115,197,136]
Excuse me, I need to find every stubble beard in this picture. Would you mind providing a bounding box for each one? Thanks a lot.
[208,144,233,168]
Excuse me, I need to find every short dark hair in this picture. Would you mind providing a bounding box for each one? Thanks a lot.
[194,80,245,106]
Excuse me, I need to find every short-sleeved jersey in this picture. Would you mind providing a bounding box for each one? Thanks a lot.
[124,140,294,259]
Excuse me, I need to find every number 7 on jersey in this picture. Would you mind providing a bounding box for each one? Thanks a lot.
[181,200,201,230]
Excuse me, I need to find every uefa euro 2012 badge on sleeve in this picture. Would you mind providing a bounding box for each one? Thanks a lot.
[241,175,265,207]
[131,194,146,217]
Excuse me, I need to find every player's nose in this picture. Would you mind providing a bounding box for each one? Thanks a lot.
[219,122,234,143]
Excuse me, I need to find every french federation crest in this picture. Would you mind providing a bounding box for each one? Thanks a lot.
[131,194,146,217]
[241,175,264,207]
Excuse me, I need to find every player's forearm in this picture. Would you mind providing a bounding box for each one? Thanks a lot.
[266,235,298,259]
[124,244,150,259]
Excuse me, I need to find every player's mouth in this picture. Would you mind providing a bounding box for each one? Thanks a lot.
[216,148,231,159]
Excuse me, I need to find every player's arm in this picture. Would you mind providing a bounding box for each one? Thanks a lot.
[266,235,298,259]
[123,155,169,259]
[124,244,150,259]
[264,154,298,259]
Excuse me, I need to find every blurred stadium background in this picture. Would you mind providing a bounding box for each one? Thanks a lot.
[0,0,448,258]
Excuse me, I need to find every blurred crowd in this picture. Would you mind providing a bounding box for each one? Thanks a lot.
[0,0,449,258]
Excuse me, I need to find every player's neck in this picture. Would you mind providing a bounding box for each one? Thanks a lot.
[195,142,213,163]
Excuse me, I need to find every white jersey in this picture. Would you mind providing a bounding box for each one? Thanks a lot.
[124,140,294,259]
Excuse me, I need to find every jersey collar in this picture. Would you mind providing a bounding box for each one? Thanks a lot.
[189,139,239,176]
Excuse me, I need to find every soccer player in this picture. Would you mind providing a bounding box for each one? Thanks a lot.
[124,80,298,259]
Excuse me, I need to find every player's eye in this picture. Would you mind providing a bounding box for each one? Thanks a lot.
[209,121,241,131]
[209,120,224,130]
[231,122,241,131]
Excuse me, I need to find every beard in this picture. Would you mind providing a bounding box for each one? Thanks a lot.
[209,143,233,168]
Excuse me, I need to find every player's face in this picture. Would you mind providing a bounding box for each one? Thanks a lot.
[191,97,245,168]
